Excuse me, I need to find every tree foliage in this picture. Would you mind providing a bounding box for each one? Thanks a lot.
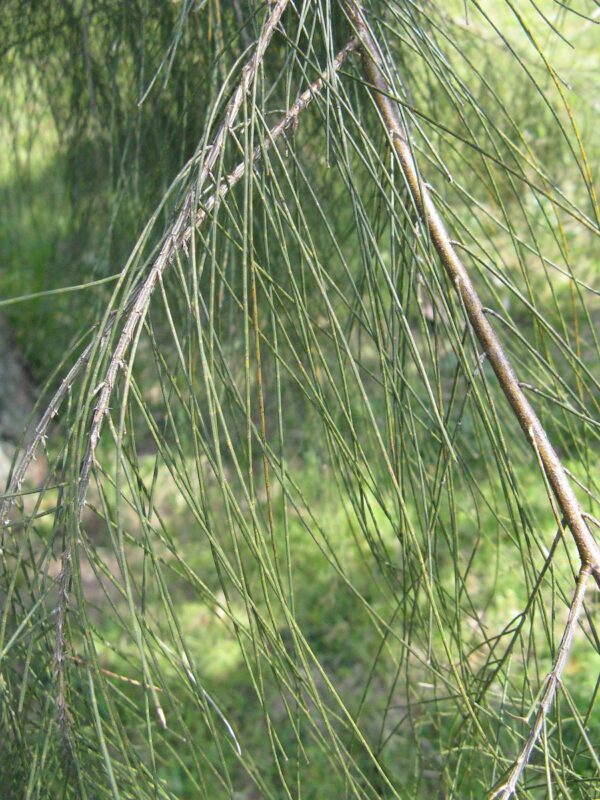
[1,1,600,798]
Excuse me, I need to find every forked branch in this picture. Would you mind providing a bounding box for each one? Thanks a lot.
[0,4,359,750]
[76,0,293,510]
[346,1,600,588]
[490,564,591,799]
[75,33,357,511]
[1,9,357,529]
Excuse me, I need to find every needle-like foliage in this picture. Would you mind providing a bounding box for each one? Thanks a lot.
[1,1,599,798]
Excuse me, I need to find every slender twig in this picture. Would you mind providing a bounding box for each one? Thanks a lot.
[490,564,591,799]
[68,653,163,690]
[35,0,294,755]
[1,31,358,746]
[0,35,358,532]
[76,33,357,511]
[76,0,293,511]
[190,38,358,234]
[1,319,116,528]
[54,537,74,754]
[0,281,148,529]
[345,1,600,587]
[68,652,243,755]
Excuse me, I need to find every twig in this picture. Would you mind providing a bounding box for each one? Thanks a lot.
[75,29,356,511]
[0,284,146,530]
[68,654,163,690]
[0,36,358,531]
[345,0,600,588]
[78,34,358,512]
[490,564,591,799]
[190,37,358,234]
[54,538,74,755]
[69,652,242,754]
[75,0,291,511]
[0,27,358,745]
[1,325,108,527]
[38,0,294,753]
